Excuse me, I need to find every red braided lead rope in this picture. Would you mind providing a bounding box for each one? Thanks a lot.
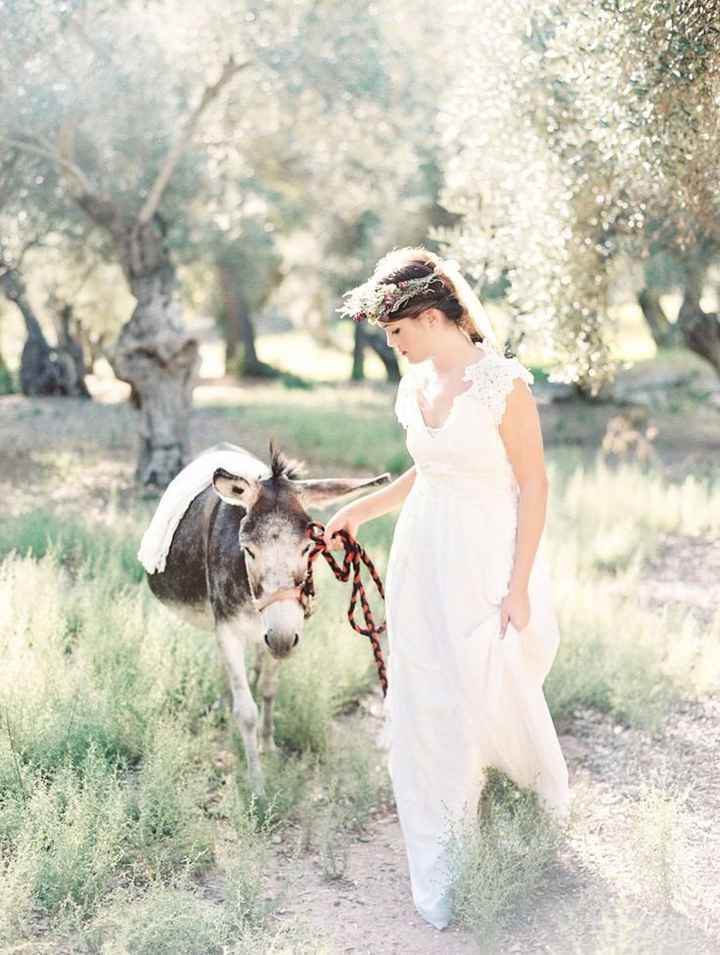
[300,520,388,697]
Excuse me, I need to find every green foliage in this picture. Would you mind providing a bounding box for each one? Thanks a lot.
[315,731,391,835]
[2,0,436,390]
[0,508,144,587]
[316,806,349,881]
[544,588,692,731]
[544,457,720,729]
[0,428,717,949]
[80,872,329,955]
[0,546,227,797]
[124,719,215,880]
[209,392,409,477]
[435,0,720,389]
[83,884,231,955]
[623,782,697,912]
[0,353,14,394]
[222,750,314,833]
[0,548,224,941]
[0,744,131,939]
[444,767,565,944]
[550,456,720,557]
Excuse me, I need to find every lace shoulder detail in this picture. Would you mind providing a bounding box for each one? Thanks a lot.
[462,351,534,427]
[394,372,416,430]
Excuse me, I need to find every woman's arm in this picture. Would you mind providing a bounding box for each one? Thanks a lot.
[354,464,417,522]
[321,465,417,550]
[498,377,549,635]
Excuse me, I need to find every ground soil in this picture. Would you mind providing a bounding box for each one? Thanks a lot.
[1,364,719,954]
[240,525,720,954]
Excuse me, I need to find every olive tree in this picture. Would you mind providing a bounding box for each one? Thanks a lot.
[1,2,253,483]
[0,146,90,397]
[548,0,720,376]
[2,0,427,483]
[434,0,720,390]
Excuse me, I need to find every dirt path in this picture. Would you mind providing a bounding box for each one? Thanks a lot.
[243,533,720,954]
[265,812,481,955]
[247,696,718,954]
[2,387,718,953]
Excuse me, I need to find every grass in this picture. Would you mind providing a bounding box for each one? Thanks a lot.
[540,453,720,730]
[621,781,698,912]
[202,386,411,476]
[1,369,719,949]
[550,776,707,953]
[545,571,720,730]
[548,456,720,578]
[444,767,567,944]
[0,548,218,942]
[0,509,395,948]
[0,745,130,939]
[445,763,703,948]
[0,507,146,587]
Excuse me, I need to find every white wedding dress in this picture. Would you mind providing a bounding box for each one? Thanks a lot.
[380,342,571,930]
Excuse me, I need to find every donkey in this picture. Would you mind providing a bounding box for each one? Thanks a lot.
[144,439,391,795]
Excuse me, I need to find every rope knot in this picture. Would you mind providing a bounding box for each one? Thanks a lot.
[301,520,388,697]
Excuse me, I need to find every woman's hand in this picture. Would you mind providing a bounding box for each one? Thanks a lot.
[322,505,363,551]
[500,585,531,638]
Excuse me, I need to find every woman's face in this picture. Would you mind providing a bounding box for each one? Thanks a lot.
[383,312,432,362]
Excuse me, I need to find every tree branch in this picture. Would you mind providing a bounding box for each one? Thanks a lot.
[0,134,95,195]
[137,56,252,225]
[54,123,122,230]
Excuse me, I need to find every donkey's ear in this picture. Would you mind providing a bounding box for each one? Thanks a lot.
[290,472,392,507]
[212,468,259,507]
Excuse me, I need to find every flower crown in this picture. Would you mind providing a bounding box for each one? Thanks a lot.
[337,272,445,325]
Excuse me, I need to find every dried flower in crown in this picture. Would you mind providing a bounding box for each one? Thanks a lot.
[336,273,444,325]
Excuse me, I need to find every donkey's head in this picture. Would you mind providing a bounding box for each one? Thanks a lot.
[212,439,391,659]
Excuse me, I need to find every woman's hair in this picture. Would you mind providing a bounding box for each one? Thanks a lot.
[372,246,484,344]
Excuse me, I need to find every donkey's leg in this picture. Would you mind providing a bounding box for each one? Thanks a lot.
[248,641,264,697]
[257,650,282,754]
[215,616,265,795]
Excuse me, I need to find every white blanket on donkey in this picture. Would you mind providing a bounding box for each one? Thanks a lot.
[138,449,271,574]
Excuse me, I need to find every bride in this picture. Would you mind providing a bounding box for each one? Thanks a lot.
[321,246,570,930]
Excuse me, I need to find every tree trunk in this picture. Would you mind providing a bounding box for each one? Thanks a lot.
[351,318,366,381]
[29,53,246,484]
[107,217,200,488]
[68,196,199,487]
[367,334,401,381]
[0,266,90,398]
[637,288,681,349]
[0,349,12,394]
[216,262,263,376]
[677,261,720,378]
[56,303,91,398]
[350,319,401,382]
[236,300,262,374]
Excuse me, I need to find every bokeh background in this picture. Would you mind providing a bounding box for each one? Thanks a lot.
[1,3,719,953]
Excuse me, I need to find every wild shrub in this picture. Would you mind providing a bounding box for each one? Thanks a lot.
[444,768,566,944]
[545,568,719,730]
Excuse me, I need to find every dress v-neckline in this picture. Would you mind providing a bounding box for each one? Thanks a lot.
[415,343,492,436]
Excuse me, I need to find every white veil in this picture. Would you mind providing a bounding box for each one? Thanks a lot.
[439,258,500,351]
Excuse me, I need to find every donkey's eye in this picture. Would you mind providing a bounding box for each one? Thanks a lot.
[243,546,255,560]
